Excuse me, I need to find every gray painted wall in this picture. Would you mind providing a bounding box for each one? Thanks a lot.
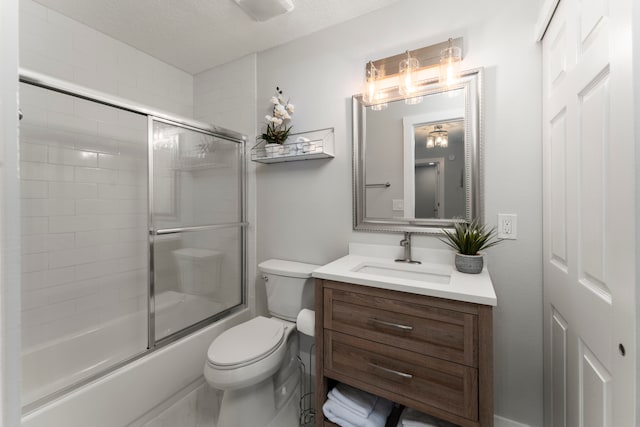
[255,0,543,425]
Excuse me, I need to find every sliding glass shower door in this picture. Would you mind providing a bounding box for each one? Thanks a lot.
[19,82,149,407]
[19,73,246,411]
[150,119,245,341]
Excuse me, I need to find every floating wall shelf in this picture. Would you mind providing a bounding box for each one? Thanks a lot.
[250,127,335,164]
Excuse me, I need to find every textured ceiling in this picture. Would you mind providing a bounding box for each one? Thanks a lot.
[34,0,401,75]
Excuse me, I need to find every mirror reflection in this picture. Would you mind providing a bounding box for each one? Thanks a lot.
[413,119,465,219]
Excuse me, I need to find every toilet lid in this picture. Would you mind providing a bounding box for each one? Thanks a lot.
[207,316,284,367]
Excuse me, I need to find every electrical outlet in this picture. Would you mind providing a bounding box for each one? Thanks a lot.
[498,213,517,239]
[392,199,404,211]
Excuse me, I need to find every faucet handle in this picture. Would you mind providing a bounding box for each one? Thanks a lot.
[399,231,410,246]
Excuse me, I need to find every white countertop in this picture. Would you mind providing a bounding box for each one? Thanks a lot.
[312,243,497,306]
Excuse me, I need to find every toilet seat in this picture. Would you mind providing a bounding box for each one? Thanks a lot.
[205,316,294,390]
[207,316,285,369]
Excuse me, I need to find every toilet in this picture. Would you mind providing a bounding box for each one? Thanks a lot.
[204,259,318,427]
[172,248,223,296]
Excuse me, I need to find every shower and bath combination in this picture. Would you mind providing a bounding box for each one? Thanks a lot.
[18,70,247,412]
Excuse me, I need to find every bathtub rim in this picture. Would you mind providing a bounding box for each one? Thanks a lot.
[22,303,247,415]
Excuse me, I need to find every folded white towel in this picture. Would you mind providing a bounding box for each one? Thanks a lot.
[322,399,359,427]
[367,397,393,427]
[323,393,393,427]
[397,407,459,427]
[329,383,379,418]
[328,392,377,419]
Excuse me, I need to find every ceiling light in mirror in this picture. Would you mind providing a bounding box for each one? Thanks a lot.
[426,124,448,149]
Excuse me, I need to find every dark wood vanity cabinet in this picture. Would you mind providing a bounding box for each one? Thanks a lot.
[315,279,493,427]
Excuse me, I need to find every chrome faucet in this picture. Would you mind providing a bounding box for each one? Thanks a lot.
[394,232,421,264]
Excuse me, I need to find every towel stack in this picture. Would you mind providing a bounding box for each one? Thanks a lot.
[396,407,459,427]
[322,383,393,427]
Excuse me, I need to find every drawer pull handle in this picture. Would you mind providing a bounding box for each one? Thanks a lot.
[368,363,413,379]
[371,318,414,331]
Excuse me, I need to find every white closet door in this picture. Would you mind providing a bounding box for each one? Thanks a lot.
[542,0,636,426]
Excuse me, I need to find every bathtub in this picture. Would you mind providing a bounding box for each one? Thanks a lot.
[22,292,250,427]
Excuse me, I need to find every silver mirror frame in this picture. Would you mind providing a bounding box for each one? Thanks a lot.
[353,67,484,234]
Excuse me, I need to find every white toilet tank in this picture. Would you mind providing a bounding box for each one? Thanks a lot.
[258,259,319,322]
[173,248,223,296]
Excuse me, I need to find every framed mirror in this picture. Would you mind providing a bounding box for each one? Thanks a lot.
[353,68,483,234]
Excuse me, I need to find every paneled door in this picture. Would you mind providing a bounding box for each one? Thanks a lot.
[542,0,636,426]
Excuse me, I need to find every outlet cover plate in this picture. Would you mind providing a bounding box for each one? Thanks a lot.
[392,199,404,211]
[498,213,517,239]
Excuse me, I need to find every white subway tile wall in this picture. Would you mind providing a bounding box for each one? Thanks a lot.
[19,0,194,350]
[20,83,149,349]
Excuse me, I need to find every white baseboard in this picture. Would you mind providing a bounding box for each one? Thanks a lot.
[495,414,531,427]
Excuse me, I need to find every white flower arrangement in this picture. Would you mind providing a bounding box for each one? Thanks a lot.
[259,86,294,145]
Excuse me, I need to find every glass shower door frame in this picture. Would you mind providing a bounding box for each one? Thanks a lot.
[147,116,248,348]
[19,69,248,412]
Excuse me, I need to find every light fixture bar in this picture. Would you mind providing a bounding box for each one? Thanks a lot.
[368,37,463,78]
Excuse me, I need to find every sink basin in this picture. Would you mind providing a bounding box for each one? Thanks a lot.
[312,244,496,306]
[351,261,452,284]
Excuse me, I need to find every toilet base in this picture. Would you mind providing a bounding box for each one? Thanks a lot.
[207,319,302,427]
[217,377,274,427]
[266,385,300,427]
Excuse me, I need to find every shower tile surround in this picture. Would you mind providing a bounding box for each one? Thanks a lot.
[20,84,149,351]
[18,93,247,415]
[18,0,218,410]
[18,0,255,420]
[19,0,195,352]
[19,84,246,410]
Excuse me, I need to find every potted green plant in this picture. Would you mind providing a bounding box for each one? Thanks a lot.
[440,219,502,274]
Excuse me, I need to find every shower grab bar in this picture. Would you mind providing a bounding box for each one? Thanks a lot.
[155,222,249,235]
[365,182,390,188]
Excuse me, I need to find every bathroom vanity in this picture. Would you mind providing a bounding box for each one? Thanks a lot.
[313,244,496,427]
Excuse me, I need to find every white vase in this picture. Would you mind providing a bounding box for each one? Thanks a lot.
[264,143,281,157]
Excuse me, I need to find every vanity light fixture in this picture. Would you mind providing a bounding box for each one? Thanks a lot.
[439,38,462,86]
[363,61,388,110]
[361,38,463,107]
[399,50,420,97]
[426,124,448,149]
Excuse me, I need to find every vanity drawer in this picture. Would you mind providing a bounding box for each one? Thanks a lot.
[323,283,478,366]
[324,330,479,422]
